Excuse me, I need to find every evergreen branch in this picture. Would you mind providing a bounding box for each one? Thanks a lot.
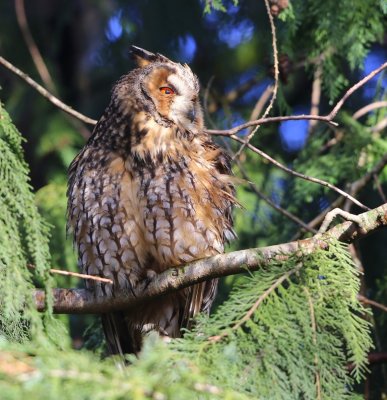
[230,134,370,210]
[0,56,97,126]
[304,287,322,400]
[208,265,301,342]
[33,203,387,314]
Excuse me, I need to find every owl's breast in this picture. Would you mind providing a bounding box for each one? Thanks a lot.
[134,155,232,271]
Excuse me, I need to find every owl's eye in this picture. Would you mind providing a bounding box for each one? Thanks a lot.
[159,86,175,95]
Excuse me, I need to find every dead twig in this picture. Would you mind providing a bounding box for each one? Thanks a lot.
[27,264,113,284]
[353,101,387,120]
[358,294,387,313]
[231,134,370,211]
[15,0,56,93]
[0,56,97,126]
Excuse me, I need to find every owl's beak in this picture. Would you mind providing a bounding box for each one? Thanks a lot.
[187,106,196,123]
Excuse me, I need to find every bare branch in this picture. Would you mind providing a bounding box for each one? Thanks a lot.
[15,0,56,93]
[206,115,338,136]
[233,0,279,158]
[0,56,97,126]
[236,161,316,233]
[373,174,387,203]
[308,64,322,135]
[205,62,387,137]
[358,294,387,313]
[353,101,387,120]
[328,62,387,120]
[230,134,370,211]
[34,203,387,314]
[27,264,113,284]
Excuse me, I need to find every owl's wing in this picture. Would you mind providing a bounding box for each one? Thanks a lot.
[180,141,234,330]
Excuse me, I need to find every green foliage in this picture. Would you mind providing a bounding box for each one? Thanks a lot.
[173,239,372,399]
[279,0,385,100]
[0,238,372,399]
[0,336,249,400]
[203,0,239,14]
[0,101,61,344]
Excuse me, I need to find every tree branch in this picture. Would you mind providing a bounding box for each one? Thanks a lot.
[34,203,387,314]
[205,62,387,137]
[231,134,370,211]
[0,56,97,126]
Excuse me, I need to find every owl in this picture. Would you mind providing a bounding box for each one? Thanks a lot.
[67,46,237,355]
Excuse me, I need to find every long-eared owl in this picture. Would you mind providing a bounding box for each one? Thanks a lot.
[67,46,237,355]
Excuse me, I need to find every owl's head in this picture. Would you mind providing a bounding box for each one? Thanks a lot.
[112,46,203,134]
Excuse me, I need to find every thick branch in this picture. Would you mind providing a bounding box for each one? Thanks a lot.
[34,203,387,314]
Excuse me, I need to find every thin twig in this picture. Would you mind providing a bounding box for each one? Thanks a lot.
[353,101,387,120]
[246,84,274,136]
[205,62,387,137]
[292,153,387,239]
[0,56,97,125]
[231,134,370,211]
[328,62,387,120]
[233,0,279,157]
[206,115,338,136]
[373,174,387,203]
[236,161,317,233]
[15,0,56,93]
[358,295,387,313]
[27,264,113,284]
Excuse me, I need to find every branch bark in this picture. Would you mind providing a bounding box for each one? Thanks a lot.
[34,203,387,314]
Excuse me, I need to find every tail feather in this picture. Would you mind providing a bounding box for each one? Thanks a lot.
[102,312,142,356]
[181,279,218,330]
[102,279,218,356]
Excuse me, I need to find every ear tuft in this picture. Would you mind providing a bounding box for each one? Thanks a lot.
[129,45,170,67]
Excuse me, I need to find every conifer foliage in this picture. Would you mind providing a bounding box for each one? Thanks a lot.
[0,102,56,344]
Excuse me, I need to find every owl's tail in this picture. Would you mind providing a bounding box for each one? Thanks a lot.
[102,312,142,356]
[181,279,218,330]
[102,279,218,357]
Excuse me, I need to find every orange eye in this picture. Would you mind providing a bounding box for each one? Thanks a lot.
[159,86,175,95]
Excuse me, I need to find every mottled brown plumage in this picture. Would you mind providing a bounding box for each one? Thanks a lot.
[67,46,237,355]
